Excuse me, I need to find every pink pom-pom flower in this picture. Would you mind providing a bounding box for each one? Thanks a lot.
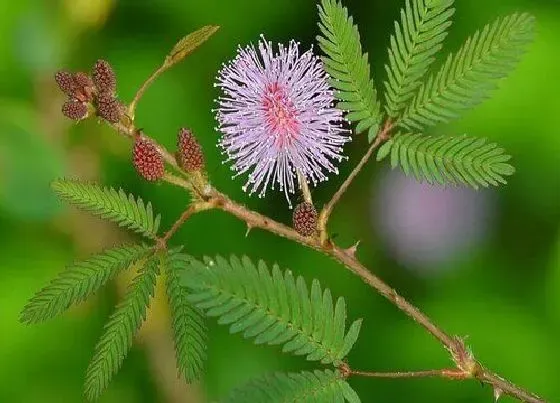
[215,37,349,205]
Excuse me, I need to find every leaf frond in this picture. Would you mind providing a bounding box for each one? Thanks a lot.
[181,255,362,365]
[165,252,208,382]
[224,370,361,403]
[384,0,455,117]
[318,0,382,142]
[377,133,515,189]
[84,253,160,401]
[20,244,150,325]
[400,13,535,130]
[52,179,161,239]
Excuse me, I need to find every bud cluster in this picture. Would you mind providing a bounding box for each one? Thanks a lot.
[55,61,207,184]
[55,59,124,124]
[55,70,95,120]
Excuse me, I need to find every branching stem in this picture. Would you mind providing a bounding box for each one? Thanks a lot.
[103,71,545,403]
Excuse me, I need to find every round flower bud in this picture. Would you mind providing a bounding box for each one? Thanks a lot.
[133,138,165,182]
[177,128,205,171]
[92,59,116,94]
[62,100,88,121]
[292,202,317,237]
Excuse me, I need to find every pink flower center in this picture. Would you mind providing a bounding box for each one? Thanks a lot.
[262,82,299,147]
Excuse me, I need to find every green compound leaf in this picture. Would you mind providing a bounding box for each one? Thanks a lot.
[400,13,536,130]
[377,133,515,189]
[20,244,150,325]
[52,179,161,239]
[224,370,361,403]
[181,255,362,365]
[165,252,208,382]
[318,0,382,142]
[384,0,455,118]
[84,253,160,401]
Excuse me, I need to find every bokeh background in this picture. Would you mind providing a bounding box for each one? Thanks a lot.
[1,0,558,402]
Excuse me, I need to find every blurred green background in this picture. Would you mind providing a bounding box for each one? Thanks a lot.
[1,0,558,402]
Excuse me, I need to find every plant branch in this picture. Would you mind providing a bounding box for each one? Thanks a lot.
[318,120,394,244]
[481,371,545,403]
[104,64,545,402]
[120,120,543,402]
[128,64,167,120]
[159,201,215,246]
[161,206,195,245]
[350,368,465,379]
[208,190,545,402]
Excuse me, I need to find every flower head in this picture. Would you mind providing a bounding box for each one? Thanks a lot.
[216,37,349,205]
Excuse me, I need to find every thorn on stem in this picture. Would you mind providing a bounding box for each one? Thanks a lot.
[344,240,361,257]
[245,223,253,237]
[494,387,503,402]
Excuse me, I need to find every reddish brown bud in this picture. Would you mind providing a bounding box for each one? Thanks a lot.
[92,59,116,94]
[55,71,76,96]
[73,72,94,89]
[96,94,122,123]
[62,100,88,120]
[292,202,317,237]
[133,138,165,182]
[177,128,205,171]
[73,72,95,102]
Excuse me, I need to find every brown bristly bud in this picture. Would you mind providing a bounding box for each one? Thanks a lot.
[73,72,94,89]
[96,94,122,123]
[92,59,116,94]
[133,138,165,182]
[73,72,95,102]
[54,71,76,96]
[292,202,317,237]
[177,128,205,171]
[62,100,88,120]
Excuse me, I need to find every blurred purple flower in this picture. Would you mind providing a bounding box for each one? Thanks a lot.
[373,169,495,273]
[215,37,349,205]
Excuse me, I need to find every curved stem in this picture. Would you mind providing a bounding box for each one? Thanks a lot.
[318,120,393,245]
[128,64,167,120]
